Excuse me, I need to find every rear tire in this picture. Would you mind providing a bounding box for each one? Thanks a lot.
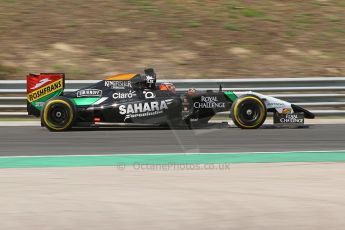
[41,97,76,132]
[231,95,266,129]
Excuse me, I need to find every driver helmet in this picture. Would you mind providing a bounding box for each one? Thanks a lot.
[187,88,197,97]
[159,82,176,94]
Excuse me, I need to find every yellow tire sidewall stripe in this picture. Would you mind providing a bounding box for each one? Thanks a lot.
[233,96,265,128]
[43,100,74,131]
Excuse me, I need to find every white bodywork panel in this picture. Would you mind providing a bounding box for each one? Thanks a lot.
[233,91,294,114]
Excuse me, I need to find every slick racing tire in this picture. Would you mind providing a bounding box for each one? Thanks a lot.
[231,95,266,129]
[41,97,76,132]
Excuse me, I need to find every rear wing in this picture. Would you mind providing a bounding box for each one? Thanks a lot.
[27,73,65,116]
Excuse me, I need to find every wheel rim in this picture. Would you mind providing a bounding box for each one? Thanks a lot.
[47,103,70,127]
[238,100,262,126]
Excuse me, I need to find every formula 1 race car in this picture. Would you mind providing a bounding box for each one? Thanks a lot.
[26,69,315,131]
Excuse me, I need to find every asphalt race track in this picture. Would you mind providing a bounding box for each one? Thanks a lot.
[0,124,344,156]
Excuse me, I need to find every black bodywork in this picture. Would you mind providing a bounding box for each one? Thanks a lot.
[28,69,315,130]
[64,70,232,127]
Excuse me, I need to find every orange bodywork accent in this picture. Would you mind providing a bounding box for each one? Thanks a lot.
[159,83,176,94]
[105,73,137,81]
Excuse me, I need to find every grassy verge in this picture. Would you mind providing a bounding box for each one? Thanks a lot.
[0,0,343,79]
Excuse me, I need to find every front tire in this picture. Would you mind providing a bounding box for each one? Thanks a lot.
[41,97,76,132]
[231,95,266,129]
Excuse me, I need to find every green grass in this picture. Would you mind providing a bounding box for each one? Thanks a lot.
[312,1,323,7]
[290,14,315,29]
[187,20,202,28]
[240,7,265,18]
[225,2,266,22]
[0,25,7,33]
[262,15,279,22]
[94,46,114,57]
[169,28,183,38]
[224,22,243,31]
[1,0,344,79]
[65,21,80,28]
[52,64,64,72]
[335,1,345,7]
[284,30,298,38]
[325,14,342,23]
[128,0,159,13]
[2,0,17,3]
[333,28,345,34]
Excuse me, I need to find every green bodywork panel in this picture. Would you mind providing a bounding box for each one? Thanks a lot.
[224,91,238,102]
[71,97,100,106]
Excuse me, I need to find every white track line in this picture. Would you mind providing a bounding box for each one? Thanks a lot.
[1,150,345,159]
[1,118,345,126]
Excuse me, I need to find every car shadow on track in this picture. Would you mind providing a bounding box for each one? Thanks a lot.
[68,123,310,132]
